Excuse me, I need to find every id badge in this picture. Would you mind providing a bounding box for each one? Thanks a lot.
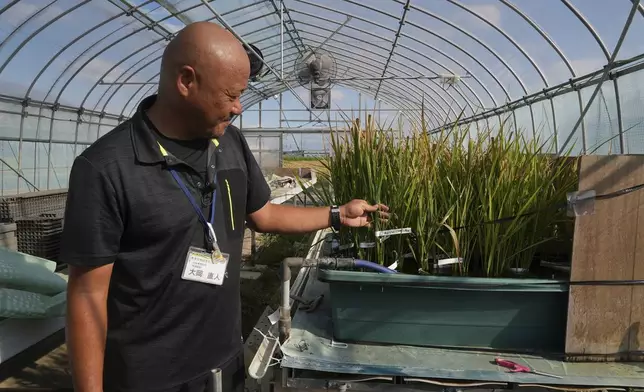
[181,246,230,286]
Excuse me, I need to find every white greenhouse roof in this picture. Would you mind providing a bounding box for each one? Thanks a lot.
[1,0,644,194]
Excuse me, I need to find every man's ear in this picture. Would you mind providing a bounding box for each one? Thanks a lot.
[177,65,196,97]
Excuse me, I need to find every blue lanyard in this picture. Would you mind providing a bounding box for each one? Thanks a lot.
[168,169,216,232]
[156,139,219,244]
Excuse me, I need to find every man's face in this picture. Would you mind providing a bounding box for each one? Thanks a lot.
[176,59,250,138]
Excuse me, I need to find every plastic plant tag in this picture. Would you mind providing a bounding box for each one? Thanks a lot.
[359,242,376,248]
[567,190,596,217]
[375,227,412,237]
[267,308,280,325]
[387,261,398,270]
[437,257,463,266]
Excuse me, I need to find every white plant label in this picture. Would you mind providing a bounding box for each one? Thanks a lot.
[267,308,280,325]
[375,227,412,237]
[437,257,463,266]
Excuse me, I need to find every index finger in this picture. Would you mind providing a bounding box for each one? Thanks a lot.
[376,203,389,212]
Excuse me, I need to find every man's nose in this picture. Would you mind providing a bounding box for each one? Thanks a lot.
[231,100,242,115]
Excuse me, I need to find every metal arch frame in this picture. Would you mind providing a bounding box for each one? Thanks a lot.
[31,0,192,109]
[0,1,20,16]
[500,0,587,151]
[93,19,301,116]
[429,53,644,133]
[397,32,492,108]
[0,0,566,118]
[500,0,577,78]
[285,5,481,121]
[56,0,268,110]
[292,30,460,120]
[198,0,315,117]
[0,0,634,109]
[557,0,640,155]
[561,0,610,60]
[289,1,501,111]
[0,1,91,76]
[3,0,183,189]
[30,6,154,140]
[286,12,480,118]
[267,0,306,57]
[128,68,433,129]
[59,1,277,156]
[92,4,290,106]
[257,42,445,127]
[559,0,619,154]
[89,46,165,112]
[399,23,507,105]
[108,0,176,38]
[374,0,410,100]
[99,1,312,117]
[401,0,537,136]
[328,0,519,97]
[24,0,158,101]
[0,0,643,192]
[43,6,171,187]
[441,0,641,152]
[92,12,439,129]
[447,0,548,87]
[243,42,438,121]
[251,42,442,121]
[113,35,299,119]
[0,0,58,53]
[0,0,92,191]
[394,1,529,96]
[251,46,443,125]
[291,0,494,116]
[258,31,478,112]
[126,71,432,130]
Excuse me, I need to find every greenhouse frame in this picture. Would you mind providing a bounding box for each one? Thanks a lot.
[3,1,644,390]
[0,0,643,195]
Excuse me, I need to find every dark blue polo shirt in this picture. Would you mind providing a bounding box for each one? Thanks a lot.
[59,95,271,391]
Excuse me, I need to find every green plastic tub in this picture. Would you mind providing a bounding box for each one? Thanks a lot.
[317,268,569,353]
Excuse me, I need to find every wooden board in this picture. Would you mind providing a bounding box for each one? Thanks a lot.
[565,155,644,361]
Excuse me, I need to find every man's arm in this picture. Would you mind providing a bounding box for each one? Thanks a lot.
[59,156,124,392]
[234,127,389,234]
[66,264,113,392]
[247,200,388,234]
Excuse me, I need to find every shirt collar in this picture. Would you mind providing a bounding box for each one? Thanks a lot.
[130,94,166,164]
[130,94,222,165]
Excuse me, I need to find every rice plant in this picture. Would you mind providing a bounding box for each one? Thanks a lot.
[298,112,579,278]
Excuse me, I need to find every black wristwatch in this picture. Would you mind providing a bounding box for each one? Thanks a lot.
[330,205,342,231]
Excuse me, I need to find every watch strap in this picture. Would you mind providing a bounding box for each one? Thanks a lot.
[330,205,341,230]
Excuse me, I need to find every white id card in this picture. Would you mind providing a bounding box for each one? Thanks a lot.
[181,246,230,286]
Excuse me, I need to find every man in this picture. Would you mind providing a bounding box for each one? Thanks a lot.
[60,22,388,392]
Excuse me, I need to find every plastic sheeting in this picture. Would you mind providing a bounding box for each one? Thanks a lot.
[0,247,67,319]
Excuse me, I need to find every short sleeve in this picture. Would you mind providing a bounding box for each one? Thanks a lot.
[59,156,124,267]
[237,131,271,215]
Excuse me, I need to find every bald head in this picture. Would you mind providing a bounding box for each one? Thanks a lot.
[160,22,249,90]
[154,22,250,138]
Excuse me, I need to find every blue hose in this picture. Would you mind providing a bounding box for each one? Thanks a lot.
[354,259,398,274]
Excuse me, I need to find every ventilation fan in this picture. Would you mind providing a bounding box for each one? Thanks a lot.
[244,43,265,81]
[293,48,337,88]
